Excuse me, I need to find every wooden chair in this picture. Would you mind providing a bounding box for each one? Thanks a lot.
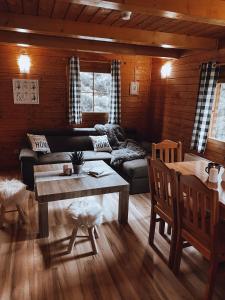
[148,158,177,268]
[152,139,182,163]
[151,139,182,236]
[174,174,225,300]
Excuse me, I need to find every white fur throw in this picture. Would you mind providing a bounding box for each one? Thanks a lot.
[0,179,27,206]
[67,200,103,227]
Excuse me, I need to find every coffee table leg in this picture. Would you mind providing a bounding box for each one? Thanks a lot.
[118,190,129,224]
[38,202,49,238]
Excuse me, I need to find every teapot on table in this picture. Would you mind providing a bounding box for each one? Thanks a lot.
[205,162,221,183]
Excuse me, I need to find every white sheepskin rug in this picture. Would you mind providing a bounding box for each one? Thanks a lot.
[0,179,27,206]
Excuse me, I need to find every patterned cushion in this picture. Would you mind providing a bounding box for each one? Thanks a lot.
[27,134,51,153]
[90,135,112,153]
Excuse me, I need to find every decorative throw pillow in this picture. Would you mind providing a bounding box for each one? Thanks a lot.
[90,135,112,153]
[27,134,51,153]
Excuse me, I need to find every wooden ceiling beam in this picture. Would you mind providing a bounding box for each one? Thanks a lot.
[0,12,218,50]
[0,30,182,58]
[63,0,225,26]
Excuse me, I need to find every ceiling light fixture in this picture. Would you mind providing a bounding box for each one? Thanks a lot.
[161,44,173,49]
[121,11,132,21]
[17,43,30,47]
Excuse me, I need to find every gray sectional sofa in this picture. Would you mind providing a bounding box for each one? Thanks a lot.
[19,127,150,194]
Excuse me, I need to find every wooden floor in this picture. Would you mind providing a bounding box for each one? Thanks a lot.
[1,174,225,300]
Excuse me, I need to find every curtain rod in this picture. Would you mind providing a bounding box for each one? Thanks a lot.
[80,59,110,63]
[199,62,225,68]
[216,62,225,67]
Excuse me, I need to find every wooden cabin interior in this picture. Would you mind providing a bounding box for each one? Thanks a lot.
[1,1,225,299]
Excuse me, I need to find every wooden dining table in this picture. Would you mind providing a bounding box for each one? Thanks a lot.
[166,160,225,219]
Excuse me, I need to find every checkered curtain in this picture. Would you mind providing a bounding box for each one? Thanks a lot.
[190,62,220,152]
[108,60,121,124]
[69,56,82,124]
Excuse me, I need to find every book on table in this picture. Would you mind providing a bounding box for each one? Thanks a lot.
[88,167,113,178]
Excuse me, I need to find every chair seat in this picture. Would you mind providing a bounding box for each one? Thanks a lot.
[67,201,103,227]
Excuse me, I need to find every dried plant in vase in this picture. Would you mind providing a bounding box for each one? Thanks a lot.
[69,151,84,174]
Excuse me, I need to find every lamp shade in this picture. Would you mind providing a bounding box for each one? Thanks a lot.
[161,61,172,78]
[18,54,31,73]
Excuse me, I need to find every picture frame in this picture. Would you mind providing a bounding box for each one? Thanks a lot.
[12,79,39,104]
[130,81,139,95]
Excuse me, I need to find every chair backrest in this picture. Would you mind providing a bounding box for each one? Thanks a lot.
[148,158,177,219]
[177,174,219,252]
[152,140,182,163]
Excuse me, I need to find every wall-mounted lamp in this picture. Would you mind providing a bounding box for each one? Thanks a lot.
[121,11,132,20]
[17,53,31,73]
[161,61,172,78]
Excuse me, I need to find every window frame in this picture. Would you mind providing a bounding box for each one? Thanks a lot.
[208,81,225,143]
[80,71,111,113]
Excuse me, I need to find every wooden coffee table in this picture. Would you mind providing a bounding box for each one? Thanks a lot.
[34,160,129,238]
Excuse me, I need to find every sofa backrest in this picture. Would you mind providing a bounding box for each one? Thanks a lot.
[47,136,93,152]
[27,128,98,152]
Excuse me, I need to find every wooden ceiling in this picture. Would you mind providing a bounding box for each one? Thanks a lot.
[1,0,225,58]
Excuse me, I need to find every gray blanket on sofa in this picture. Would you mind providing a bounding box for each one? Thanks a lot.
[110,139,146,167]
[94,124,146,167]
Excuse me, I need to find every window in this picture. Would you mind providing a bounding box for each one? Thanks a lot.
[80,72,111,112]
[209,82,225,142]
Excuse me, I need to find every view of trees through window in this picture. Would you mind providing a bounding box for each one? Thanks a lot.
[80,72,111,112]
[209,82,225,142]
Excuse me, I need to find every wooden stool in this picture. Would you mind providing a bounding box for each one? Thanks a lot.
[66,201,103,255]
[0,179,27,227]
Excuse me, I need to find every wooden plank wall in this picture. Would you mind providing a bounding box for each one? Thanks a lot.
[150,49,225,164]
[0,45,151,170]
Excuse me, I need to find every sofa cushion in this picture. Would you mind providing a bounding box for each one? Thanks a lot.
[38,152,71,164]
[83,151,112,162]
[122,159,148,179]
[38,151,112,165]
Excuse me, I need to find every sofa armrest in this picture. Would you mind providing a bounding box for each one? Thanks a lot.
[19,148,38,162]
[140,141,152,155]
[19,148,38,190]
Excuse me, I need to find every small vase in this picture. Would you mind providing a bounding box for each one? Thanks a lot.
[72,164,82,175]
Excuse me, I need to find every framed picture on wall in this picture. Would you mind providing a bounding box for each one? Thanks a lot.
[12,79,39,104]
[130,81,139,95]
